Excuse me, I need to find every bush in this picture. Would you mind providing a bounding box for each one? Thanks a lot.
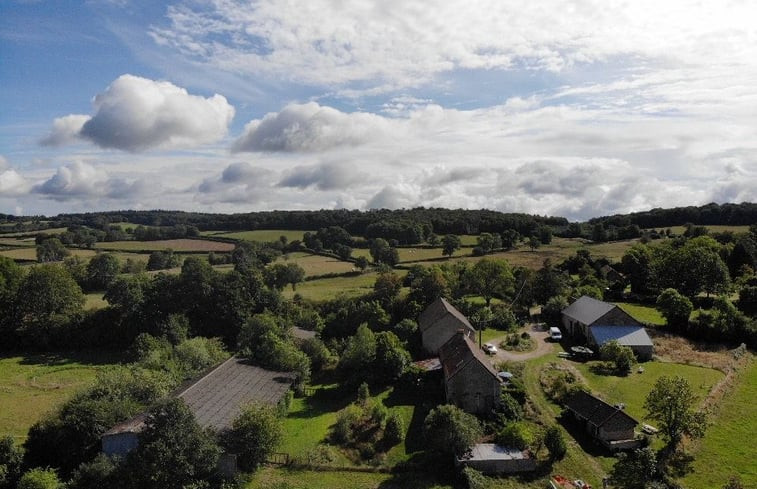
[16,468,63,489]
[222,403,282,472]
[600,340,635,374]
[383,413,404,446]
[462,466,488,489]
[544,426,567,461]
[495,422,531,450]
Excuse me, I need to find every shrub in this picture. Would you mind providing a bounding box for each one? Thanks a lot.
[544,426,567,461]
[222,403,283,472]
[495,422,531,450]
[16,468,63,489]
[383,413,404,446]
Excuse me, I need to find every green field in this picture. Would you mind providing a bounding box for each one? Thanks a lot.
[682,358,757,489]
[0,352,117,440]
[206,229,305,242]
[396,246,467,263]
[282,272,389,301]
[615,302,666,326]
[0,247,38,261]
[0,237,35,247]
[278,252,356,277]
[95,239,234,252]
[572,360,723,422]
[659,225,751,235]
[85,292,108,310]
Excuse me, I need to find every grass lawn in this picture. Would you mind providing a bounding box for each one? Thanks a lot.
[277,252,356,277]
[207,229,305,242]
[84,292,108,310]
[614,302,666,326]
[681,358,757,489]
[397,246,466,263]
[0,351,119,440]
[94,239,234,252]
[0,247,38,261]
[282,272,386,301]
[571,360,723,422]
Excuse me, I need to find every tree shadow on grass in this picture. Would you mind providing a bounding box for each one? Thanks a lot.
[383,374,445,455]
[16,349,125,367]
[557,412,614,458]
[288,384,355,419]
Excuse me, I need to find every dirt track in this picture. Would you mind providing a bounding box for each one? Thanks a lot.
[488,323,556,362]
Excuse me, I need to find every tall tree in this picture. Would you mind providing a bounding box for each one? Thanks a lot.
[86,253,120,290]
[221,403,282,472]
[465,258,515,307]
[423,404,482,457]
[36,238,69,262]
[442,234,461,258]
[656,288,693,331]
[643,376,707,450]
[121,399,220,489]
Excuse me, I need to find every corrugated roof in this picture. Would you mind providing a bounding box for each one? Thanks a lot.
[103,357,295,436]
[561,296,616,325]
[461,444,530,461]
[564,390,637,431]
[590,325,653,347]
[418,297,473,332]
[438,332,499,381]
[178,357,295,431]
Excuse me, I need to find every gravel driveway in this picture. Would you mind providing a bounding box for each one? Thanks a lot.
[488,323,556,362]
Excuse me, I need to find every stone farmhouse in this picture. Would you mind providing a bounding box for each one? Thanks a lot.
[438,330,502,415]
[563,390,640,451]
[418,297,476,354]
[561,295,654,360]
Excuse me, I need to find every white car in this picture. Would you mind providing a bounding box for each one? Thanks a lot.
[483,343,498,355]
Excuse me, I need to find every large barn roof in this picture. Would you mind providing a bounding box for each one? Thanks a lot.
[562,296,616,325]
[103,357,295,436]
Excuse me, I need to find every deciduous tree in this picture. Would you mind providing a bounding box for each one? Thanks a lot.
[643,376,707,449]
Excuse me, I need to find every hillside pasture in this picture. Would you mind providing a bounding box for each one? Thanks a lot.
[681,357,756,489]
[205,229,305,242]
[572,360,723,422]
[94,239,234,252]
[0,237,35,247]
[397,246,466,263]
[278,252,356,277]
[0,352,117,440]
[655,224,751,235]
[0,247,38,261]
[0,227,69,237]
[282,272,387,301]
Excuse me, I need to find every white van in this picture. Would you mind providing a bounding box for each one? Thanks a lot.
[549,327,562,341]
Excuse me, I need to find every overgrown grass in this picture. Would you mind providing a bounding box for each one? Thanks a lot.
[0,352,120,440]
[246,467,453,489]
[614,302,665,326]
[571,360,723,422]
[681,358,757,489]
[281,272,385,301]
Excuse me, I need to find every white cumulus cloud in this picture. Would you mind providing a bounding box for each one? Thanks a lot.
[232,102,389,153]
[43,75,235,152]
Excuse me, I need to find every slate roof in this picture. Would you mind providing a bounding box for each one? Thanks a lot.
[438,332,499,381]
[103,357,295,436]
[564,390,638,432]
[562,296,616,325]
[590,325,653,347]
[418,297,473,332]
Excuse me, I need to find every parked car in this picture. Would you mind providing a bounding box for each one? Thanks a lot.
[549,326,563,341]
[483,343,498,355]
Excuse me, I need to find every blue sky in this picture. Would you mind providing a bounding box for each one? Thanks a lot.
[1,0,756,219]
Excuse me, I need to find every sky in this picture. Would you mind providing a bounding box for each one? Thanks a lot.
[1,0,757,220]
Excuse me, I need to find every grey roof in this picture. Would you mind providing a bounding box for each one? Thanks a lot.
[564,390,638,432]
[103,357,295,436]
[590,325,654,347]
[562,296,616,325]
[418,297,473,332]
[178,357,295,431]
[438,332,500,382]
[459,444,530,462]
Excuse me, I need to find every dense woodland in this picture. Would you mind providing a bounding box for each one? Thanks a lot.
[0,204,755,489]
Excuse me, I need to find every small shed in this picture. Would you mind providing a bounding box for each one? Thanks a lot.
[563,390,639,451]
[456,444,536,474]
[589,325,654,360]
